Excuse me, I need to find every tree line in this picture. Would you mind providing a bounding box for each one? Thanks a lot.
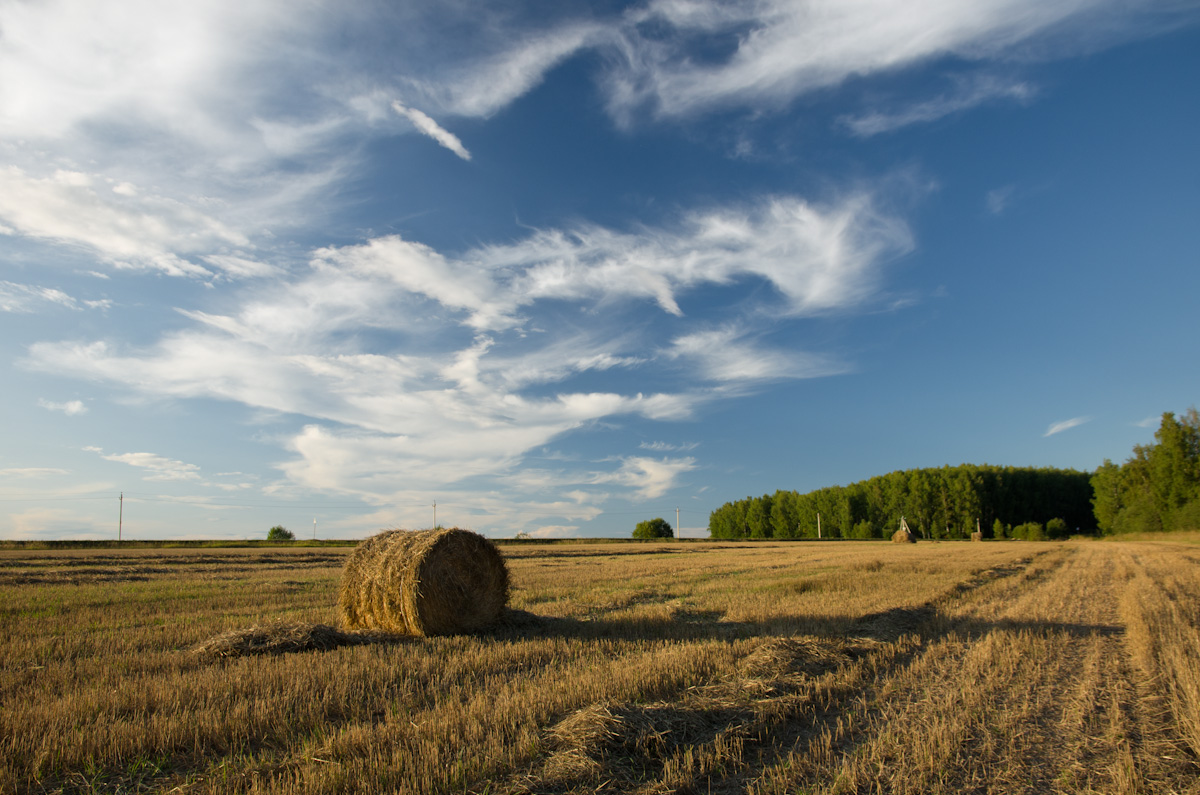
[708,464,1095,540]
[1091,409,1200,534]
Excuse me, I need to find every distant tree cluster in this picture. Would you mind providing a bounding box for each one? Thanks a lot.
[633,518,674,539]
[708,464,1094,540]
[1091,409,1200,534]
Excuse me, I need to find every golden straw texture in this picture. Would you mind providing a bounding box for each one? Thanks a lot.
[338,527,509,636]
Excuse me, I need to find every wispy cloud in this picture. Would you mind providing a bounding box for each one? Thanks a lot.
[85,447,202,481]
[665,326,848,384]
[526,525,581,539]
[20,181,911,517]
[591,456,697,501]
[0,168,251,278]
[473,192,914,322]
[0,0,1183,295]
[1044,416,1091,437]
[599,0,1153,122]
[38,399,87,416]
[422,22,606,118]
[841,75,1035,137]
[392,102,471,160]
[0,280,80,312]
[639,441,699,452]
[986,185,1016,215]
[1134,415,1160,428]
[0,468,70,478]
[6,1,1186,536]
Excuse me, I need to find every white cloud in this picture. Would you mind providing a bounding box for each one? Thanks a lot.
[0,280,80,312]
[1134,415,1159,428]
[841,75,1036,137]
[0,0,289,140]
[0,167,250,278]
[309,235,513,331]
[665,326,847,383]
[88,447,202,481]
[169,190,908,348]
[592,456,697,501]
[0,0,1170,303]
[422,22,607,118]
[397,0,1181,131]
[603,0,1148,121]
[0,3,387,275]
[392,102,472,160]
[1044,416,1091,437]
[476,193,914,320]
[526,525,581,539]
[639,440,699,452]
[38,399,87,416]
[201,254,282,280]
[0,1,1181,278]
[21,184,909,511]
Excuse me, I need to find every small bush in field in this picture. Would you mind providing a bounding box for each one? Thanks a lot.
[267,526,295,541]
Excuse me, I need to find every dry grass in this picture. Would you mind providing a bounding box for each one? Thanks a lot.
[1,539,1198,794]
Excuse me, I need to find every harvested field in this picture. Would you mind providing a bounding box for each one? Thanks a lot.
[1,539,1198,794]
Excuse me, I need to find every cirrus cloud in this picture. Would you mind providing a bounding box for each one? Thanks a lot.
[1044,416,1092,437]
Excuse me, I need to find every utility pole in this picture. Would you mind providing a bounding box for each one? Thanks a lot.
[432,500,437,529]
[313,517,317,540]
[118,492,123,543]
[676,506,680,538]
[817,512,821,540]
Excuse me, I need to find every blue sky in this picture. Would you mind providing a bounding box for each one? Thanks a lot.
[2,0,1198,540]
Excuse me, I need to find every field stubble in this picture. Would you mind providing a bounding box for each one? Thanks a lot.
[1,539,1198,794]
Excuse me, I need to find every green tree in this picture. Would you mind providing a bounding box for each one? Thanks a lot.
[633,517,674,539]
[1016,522,1045,541]
[770,490,800,538]
[1045,517,1069,539]
[1149,410,1200,529]
[1090,459,1124,534]
[849,520,874,539]
[745,495,774,538]
[267,525,295,541]
[1089,409,1200,534]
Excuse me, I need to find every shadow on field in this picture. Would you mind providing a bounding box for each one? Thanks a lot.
[190,605,1122,662]
[190,551,1119,666]
[482,553,1128,795]
[484,605,1122,645]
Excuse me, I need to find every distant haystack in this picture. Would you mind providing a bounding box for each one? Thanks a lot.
[338,527,509,636]
[892,518,917,544]
[971,530,983,542]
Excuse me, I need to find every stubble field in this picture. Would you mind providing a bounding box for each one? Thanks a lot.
[2,537,1198,794]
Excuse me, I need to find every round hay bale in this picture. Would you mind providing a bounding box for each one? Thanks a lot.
[891,528,917,543]
[338,527,509,636]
